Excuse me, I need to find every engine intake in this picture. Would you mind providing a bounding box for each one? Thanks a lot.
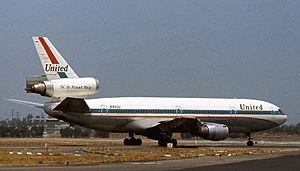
[193,123,229,141]
[26,77,100,99]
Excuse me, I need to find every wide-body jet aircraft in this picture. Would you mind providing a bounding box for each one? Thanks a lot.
[11,37,287,147]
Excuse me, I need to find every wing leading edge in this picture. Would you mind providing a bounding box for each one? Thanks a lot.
[54,97,90,113]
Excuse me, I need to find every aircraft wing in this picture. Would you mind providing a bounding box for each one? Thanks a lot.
[6,99,44,109]
[125,117,193,132]
[54,97,90,113]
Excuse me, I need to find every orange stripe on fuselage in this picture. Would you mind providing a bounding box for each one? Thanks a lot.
[39,37,59,64]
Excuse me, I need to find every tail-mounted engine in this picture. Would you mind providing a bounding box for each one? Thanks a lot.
[26,76,99,99]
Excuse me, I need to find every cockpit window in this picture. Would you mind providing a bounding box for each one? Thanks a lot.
[278,109,284,114]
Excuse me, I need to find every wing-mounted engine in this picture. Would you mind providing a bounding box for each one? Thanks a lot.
[192,122,229,141]
[26,77,100,99]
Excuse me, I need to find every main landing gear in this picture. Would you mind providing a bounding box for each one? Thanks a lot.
[123,133,142,146]
[158,138,177,147]
[157,132,177,147]
[247,133,254,146]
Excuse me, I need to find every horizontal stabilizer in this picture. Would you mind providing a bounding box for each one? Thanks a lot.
[6,99,44,109]
[54,97,90,113]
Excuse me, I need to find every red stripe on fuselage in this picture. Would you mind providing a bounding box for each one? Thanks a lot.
[39,37,59,64]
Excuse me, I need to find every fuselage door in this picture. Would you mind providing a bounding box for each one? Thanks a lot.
[176,106,182,117]
[100,105,108,116]
[270,107,275,119]
[230,106,236,117]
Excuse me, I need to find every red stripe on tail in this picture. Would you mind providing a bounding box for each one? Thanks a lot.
[39,37,59,64]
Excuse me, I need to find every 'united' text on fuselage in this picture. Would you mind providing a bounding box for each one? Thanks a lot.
[240,104,263,110]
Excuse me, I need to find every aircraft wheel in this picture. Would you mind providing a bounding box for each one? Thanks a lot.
[158,139,177,147]
[247,140,254,146]
[135,138,142,145]
[123,138,130,145]
[124,138,142,146]
[158,139,167,146]
[171,139,177,147]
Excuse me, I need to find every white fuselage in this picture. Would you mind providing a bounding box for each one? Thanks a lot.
[45,97,287,134]
[24,36,288,145]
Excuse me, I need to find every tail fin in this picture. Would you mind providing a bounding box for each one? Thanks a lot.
[32,37,79,80]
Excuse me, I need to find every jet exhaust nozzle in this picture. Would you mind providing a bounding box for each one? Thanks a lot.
[29,82,46,95]
[25,81,54,97]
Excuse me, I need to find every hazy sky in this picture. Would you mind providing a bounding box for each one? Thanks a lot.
[0,1,299,123]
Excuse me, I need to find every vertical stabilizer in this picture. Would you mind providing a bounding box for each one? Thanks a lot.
[32,37,79,80]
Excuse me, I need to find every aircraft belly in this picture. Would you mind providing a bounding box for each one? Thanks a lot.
[61,113,133,132]
[84,118,131,132]
[58,111,279,134]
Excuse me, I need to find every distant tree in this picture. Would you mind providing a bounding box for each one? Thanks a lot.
[264,123,300,135]
[30,125,38,137]
[35,125,44,137]
[0,126,8,137]
[19,125,29,137]
[74,126,83,138]
[0,115,46,137]
[60,127,74,138]
[81,128,92,138]
[94,130,109,138]
[180,133,192,139]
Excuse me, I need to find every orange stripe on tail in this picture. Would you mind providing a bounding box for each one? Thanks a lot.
[39,37,59,64]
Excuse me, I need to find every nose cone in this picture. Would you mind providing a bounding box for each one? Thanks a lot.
[276,114,287,126]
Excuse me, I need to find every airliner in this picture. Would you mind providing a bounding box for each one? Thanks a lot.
[10,37,287,147]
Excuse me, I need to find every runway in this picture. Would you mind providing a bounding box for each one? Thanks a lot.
[1,150,300,171]
[1,139,300,153]
[0,139,299,171]
[185,152,300,171]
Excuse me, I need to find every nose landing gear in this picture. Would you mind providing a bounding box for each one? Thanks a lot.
[123,133,142,146]
[157,132,177,147]
[247,133,254,146]
[247,140,254,146]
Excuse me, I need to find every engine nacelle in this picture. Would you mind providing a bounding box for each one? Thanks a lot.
[26,77,99,99]
[193,123,229,141]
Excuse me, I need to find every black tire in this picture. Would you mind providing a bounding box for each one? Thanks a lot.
[123,138,130,145]
[128,138,136,145]
[158,140,167,146]
[171,139,177,147]
[135,138,142,145]
[247,140,254,146]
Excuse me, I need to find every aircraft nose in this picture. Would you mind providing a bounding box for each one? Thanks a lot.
[277,114,287,126]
